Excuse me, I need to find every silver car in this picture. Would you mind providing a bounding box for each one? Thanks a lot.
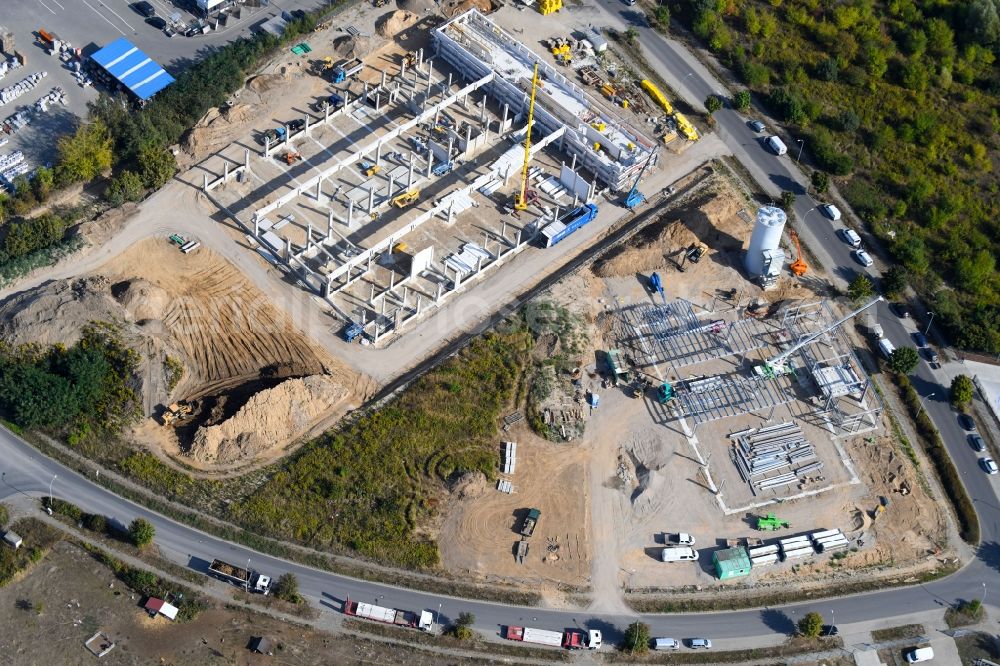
[852,249,873,267]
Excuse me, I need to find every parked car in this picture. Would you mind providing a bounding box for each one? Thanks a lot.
[666,532,696,546]
[652,638,680,651]
[959,413,977,432]
[146,16,167,29]
[838,228,862,248]
[748,120,766,133]
[288,118,305,131]
[979,457,997,475]
[852,249,874,267]
[905,646,934,663]
[131,0,155,17]
[924,348,939,365]
[969,435,986,452]
[820,203,841,220]
[688,638,712,649]
[892,302,910,318]
[766,135,787,155]
[912,331,927,347]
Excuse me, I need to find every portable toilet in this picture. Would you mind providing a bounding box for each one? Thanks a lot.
[713,546,751,580]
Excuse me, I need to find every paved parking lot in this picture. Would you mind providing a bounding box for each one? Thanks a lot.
[1,0,324,171]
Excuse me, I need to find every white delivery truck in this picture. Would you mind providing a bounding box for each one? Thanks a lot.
[661,546,698,562]
[766,136,788,155]
[878,337,896,359]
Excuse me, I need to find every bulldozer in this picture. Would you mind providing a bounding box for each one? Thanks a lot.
[391,189,420,208]
[312,56,334,76]
[160,401,193,426]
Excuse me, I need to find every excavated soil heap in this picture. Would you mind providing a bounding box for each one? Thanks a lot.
[376,10,420,38]
[189,375,350,465]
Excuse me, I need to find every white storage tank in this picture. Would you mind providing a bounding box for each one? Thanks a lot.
[745,206,787,276]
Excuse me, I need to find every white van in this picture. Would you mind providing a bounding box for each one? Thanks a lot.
[766,135,787,155]
[905,646,934,663]
[653,638,680,650]
[661,546,698,562]
[839,228,862,248]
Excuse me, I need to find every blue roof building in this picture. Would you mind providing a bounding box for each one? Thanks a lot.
[90,38,175,102]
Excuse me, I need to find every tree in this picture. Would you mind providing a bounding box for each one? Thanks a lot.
[733,89,751,111]
[797,611,824,638]
[779,190,796,211]
[950,375,975,409]
[624,27,639,45]
[83,513,107,534]
[889,347,920,375]
[137,145,176,189]
[810,170,829,194]
[882,265,908,298]
[848,274,875,303]
[623,621,651,654]
[272,572,300,602]
[651,6,670,29]
[105,171,145,207]
[32,166,54,201]
[55,120,113,184]
[128,517,155,547]
[449,612,476,640]
[705,94,723,114]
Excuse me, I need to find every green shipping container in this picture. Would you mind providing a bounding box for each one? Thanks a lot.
[713,546,751,580]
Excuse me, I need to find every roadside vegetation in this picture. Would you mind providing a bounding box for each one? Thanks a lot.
[230,329,532,568]
[0,519,60,587]
[670,0,1000,353]
[870,624,925,642]
[0,323,142,443]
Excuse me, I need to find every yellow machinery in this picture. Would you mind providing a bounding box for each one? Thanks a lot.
[514,63,541,211]
[674,112,699,141]
[391,189,420,208]
[403,52,416,67]
[392,241,410,253]
[539,0,561,15]
[284,150,302,165]
[789,229,808,276]
[161,401,193,426]
[640,79,673,115]
[360,160,380,177]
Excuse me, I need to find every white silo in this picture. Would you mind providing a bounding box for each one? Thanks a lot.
[745,206,787,276]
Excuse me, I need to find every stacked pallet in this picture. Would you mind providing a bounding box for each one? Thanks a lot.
[747,543,779,567]
[730,422,821,494]
[811,528,849,553]
[0,72,46,107]
[778,535,815,561]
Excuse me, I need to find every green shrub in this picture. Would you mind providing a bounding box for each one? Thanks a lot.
[128,518,155,547]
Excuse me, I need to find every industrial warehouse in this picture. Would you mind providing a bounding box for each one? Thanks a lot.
[194,8,663,344]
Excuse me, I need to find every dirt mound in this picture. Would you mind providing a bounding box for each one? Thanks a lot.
[189,375,350,465]
[113,278,170,322]
[247,73,285,94]
[222,103,253,124]
[0,276,128,347]
[398,0,436,13]
[377,10,420,37]
[440,0,496,17]
[332,35,381,59]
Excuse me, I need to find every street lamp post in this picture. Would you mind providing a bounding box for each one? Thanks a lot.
[925,311,935,336]
[828,608,835,635]
[436,602,441,630]
[48,474,57,511]
[917,392,936,417]
[981,582,987,607]
[796,139,805,161]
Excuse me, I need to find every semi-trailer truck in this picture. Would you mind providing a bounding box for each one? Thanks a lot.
[343,597,433,631]
[208,559,271,594]
[504,626,602,650]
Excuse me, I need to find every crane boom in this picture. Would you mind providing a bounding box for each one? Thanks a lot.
[514,64,540,211]
[768,296,883,368]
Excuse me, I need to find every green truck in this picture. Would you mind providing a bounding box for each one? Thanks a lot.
[606,349,631,385]
[520,508,541,537]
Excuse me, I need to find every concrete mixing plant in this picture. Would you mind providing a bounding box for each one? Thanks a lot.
[745,206,787,289]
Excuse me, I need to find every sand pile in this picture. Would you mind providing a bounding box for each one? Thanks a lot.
[0,276,130,347]
[377,10,420,37]
[113,278,170,322]
[189,375,350,465]
[333,35,381,59]
[441,0,495,17]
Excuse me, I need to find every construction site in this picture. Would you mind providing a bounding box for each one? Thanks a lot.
[190,7,689,346]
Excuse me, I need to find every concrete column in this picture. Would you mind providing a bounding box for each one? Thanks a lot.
[416,294,422,314]
[446,137,454,161]
[316,177,323,203]
[500,219,507,243]
[283,124,289,147]
[381,69,387,88]
[389,271,395,291]
[426,72,432,96]
[306,223,313,250]
[244,148,250,170]
[374,94,381,113]
[408,154,415,187]
[588,180,597,202]
[284,236,292,259]
[483,120,490,144]
[388,175,396,199]
[434,108,440,126]
[254,215,260,236]
[402,285,408,308]
[480,95,487,123]
[502,103,509,130]
[445,73,452,97]
[573,194,579,209]
[305,114,310,136]
[465,124,472,153]
[203,173,209,191]
[400,62,406,79]
[367,253,373,273]
[345,90,351,106]
[264,136,270,158]
[375,141,382,165]
[325,103,330,123]
[370,283,376,304]
[448,200,455,225]
[223,160,230,182]
[364,81,369,97]
[571,153,577,173]
[373,322,380,344]
[418,48,424,67]
[436,282,443,302]
[327,211,334,241]
[453,266,462,289]
[367,188,375,214]
[348,200,355,228]
[394,307,402,332]
[476,256,483,274]
[324,277,332,298]
[516,229,522,246]
[426,150,434,177]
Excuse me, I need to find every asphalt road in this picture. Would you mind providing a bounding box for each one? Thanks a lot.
[0,0,997,649]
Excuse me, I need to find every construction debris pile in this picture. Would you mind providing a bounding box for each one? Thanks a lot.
[730,422,822,495]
